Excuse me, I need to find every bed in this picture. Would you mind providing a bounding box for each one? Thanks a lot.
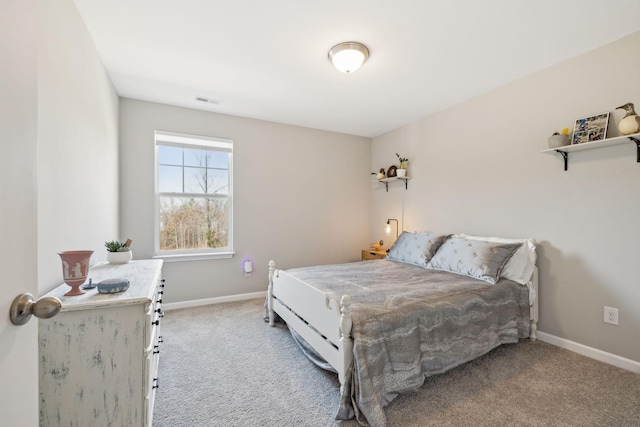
[267,232,538,427]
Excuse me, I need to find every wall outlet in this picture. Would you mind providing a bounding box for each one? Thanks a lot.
[604,306,619,325]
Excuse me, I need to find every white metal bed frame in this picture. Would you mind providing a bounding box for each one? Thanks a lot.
[267,260,539,392]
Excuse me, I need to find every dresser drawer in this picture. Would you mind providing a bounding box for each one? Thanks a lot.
[145,279,164,351]
[144,343,161,426]
[144,336,161,393]
[361,249,387,260]
[143,276,164,426]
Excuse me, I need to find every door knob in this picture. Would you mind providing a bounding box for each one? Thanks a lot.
[10,293,62,325]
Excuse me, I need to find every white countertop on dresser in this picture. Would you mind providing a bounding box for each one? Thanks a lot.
[43,259,163,312]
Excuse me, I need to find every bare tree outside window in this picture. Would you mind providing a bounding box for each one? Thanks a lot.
[159,197,228,250]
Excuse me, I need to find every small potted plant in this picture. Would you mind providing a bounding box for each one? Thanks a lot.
[395,153,408,177]
[105,239,132,264]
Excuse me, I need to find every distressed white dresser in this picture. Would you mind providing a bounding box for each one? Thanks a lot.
[39,259,164,427]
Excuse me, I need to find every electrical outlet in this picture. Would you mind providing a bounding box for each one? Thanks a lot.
[604,306,619,325]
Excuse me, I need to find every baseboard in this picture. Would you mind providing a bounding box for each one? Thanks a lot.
[537,331,640,373]
[163,291,267,311]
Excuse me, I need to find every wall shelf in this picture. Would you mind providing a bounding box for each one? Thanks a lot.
[540,132,640,171]
[376,176,411,191]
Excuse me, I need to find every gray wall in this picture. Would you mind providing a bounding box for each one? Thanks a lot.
[37,0,120,294]
[119,99,371,303]
[371,31,640,362]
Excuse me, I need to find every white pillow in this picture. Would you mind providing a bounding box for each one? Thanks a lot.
[386,231,450,267]
[456,234,537,285]
[426,237,522,284]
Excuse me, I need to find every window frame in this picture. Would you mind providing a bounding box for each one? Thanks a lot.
[153,130,234,262]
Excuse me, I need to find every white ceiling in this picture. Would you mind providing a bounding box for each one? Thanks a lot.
[74,0,640,138]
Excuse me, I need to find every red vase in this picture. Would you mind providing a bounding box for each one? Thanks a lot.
[58,250,93,296]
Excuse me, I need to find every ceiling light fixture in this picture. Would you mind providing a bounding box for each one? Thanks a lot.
[328,42,369,74]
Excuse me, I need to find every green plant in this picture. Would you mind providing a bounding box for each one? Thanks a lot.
[105,240,129,252]
[395,153,408,168]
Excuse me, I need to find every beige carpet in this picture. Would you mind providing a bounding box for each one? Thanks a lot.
[153,298,640,427]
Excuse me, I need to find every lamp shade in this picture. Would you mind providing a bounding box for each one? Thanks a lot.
[386,218,399,238]
[328,42,369,73]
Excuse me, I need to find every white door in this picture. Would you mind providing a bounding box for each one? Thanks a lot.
[0,1,39,425]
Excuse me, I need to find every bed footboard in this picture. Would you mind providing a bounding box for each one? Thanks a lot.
[268,261,353,387]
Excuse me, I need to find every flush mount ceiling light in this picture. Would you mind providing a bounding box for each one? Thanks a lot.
[328,42,369,74]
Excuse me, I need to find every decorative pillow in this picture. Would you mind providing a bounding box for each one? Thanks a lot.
[386,231,450,267]
[426,237,521,284]
[457,234,537,285]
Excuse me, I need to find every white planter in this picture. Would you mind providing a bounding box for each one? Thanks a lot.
[107,250,132,264]
[396,168,407,178]
[548,134,570,148]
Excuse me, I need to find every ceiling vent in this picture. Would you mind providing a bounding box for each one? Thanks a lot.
[195,96,222,105]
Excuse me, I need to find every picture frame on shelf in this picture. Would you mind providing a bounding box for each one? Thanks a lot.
[571,112,609,145]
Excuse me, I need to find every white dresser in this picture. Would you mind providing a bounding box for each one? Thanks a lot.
[39,259,164,427]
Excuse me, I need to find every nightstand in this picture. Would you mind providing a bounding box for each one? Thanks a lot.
[361,249,387,261]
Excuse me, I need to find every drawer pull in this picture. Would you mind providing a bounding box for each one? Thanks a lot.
[158,336,164,343]
[152,320,160,326]
[153,378,159,389]
[157,299,163,304]
[160,279,165,288]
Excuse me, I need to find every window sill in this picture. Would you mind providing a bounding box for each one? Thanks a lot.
[152,252,235,263]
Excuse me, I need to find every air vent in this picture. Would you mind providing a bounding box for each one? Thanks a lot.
[195,96,222,105]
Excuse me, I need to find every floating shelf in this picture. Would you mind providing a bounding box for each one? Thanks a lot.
[540,132,640,171]
[376,176,411,191]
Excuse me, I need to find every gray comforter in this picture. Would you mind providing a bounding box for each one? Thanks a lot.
[283,259,530,427]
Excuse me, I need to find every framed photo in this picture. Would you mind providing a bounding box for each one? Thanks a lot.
[572,112,609,144]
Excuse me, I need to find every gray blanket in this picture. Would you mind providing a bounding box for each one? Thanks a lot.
[283,259,530,427]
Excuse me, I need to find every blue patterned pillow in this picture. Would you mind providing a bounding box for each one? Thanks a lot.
[426,237,521,284]
[386,232,450,267]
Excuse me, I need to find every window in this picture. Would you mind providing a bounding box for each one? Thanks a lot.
[154,130,233,260]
